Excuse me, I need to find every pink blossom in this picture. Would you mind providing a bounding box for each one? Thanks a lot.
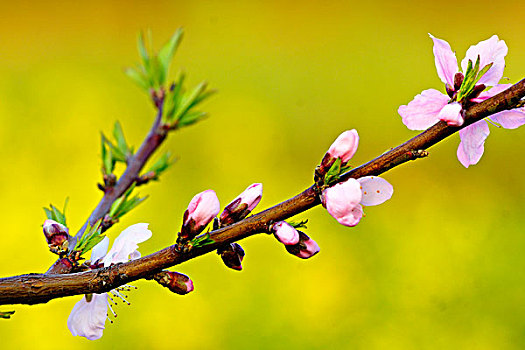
[285,231,320,259]
[458,84,525,167]
[271,221,300,245]
[322,176,393,227]
[182,189,220,236]
[220,183,263,225]
[399,34,524,167]
[326,129,359,164]
[67,223,152,340]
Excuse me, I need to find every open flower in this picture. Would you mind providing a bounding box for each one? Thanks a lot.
[322,176,393,227]
[398,34,525,167]
[319,130,393,227]
[67,223,152,340]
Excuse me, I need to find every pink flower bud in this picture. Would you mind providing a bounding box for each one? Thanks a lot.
[154,271,194,295]
[321,178,363,227]
[43,219,71,254]
[220,183,263,226]
[180,190,220,240]
[285,231,320,259]
[218,243,245,270]
[271,221,299,245]
[327,129,359,164]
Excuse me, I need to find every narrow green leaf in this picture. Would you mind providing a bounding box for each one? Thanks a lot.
[174,82,208,121]
[158,29,184,79]
[43,207,53,220]
[113,121,130,157]
[137,32,150,71]
[124,67,149,91]
[0,311,15,319]
[178,111,207,127]
[476,62,493,82]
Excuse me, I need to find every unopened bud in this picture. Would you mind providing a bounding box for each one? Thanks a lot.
[453,72,464,91]
[285,231,320,259]
[468,84,487,99]
[318,130,359,177]
[179,190,220,241]
[153,271,194,295]
[43,219,71,254]
[220,183,263,226]
[271,221,299,245]
[218,243,245,270]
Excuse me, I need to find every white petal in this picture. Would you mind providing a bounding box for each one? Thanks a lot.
[67,294,108,340]
[457,120,490,167]
[429,34,458,86]
[490,108,525,129]
[358,176,394,206]
[398,89,449,130]
[461,35,508,86]
[90,236,109,263]
[103,223,152,266]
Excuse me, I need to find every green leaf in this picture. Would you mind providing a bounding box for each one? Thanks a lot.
[158,29,184,81]
[289,219,308,229]
[113,121,130,157]
[43,201,68,225]
[137,31,150,72]
[174,81,208,121]
[477,62,493,81]
[191,233,215,248]
[178,111,207,127]
[146,152,173,175]
[124,67,149,91]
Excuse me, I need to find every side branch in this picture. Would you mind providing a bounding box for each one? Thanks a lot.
[2,78,524,305]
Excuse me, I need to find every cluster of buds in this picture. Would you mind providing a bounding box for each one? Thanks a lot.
[316,130,393,227]
[271,221,320,259]
[43,219,71,255]
[153,270,194,295]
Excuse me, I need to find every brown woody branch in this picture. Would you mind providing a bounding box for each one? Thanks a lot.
[1,78,524,305]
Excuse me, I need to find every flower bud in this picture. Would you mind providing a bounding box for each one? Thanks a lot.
[453,72,464,91]
[153,271,194,295]
[218,243,245,270]
[43,219,71,254]
[318,130,359,177]
[271,221,299,245]
[179,190,220,241]
[321,178,363,227]
[285,231,320,259]
[220,183,263,226]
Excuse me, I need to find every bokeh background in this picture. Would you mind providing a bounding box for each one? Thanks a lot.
[0,0,524,349]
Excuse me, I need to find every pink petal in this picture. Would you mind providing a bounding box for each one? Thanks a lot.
[185,190,221,229]
[470,84,511,103]
[437,102,463,126]
[457,120,490,167]
[322,179,363,227]
[429,34,458,86]
[461,35,508,86]
[67,294,108,340]
[490,108,525,129]
[297,237,320,259]
[103,223,152,266]
[272,221,299,245]
[327,129,359,163]
[398,89,449,130]
[224,183,263,214]
[357,176,394,206]
[90,236,109,263]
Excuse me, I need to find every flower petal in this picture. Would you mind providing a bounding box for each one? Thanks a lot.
[457,120,490,167]
[67,294,108,340]
[489,108,525,129]
[437,102,463,126]
[322,179,363,227]
[398,89,449,130]
[429,34,458,86]
[327,129,359,163]
[461,35,508,86]
[185,190,221,229]
[357,176,394,206]
[470,84,511,103]
[272,221,300,245]
[90,236,109,263]
[103,223,152,266]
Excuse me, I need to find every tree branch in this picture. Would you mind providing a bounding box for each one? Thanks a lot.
[2,78,524,306]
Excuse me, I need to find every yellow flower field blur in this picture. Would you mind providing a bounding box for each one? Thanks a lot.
[0,1,524,349]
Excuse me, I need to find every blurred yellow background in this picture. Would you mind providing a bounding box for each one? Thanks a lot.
[0,0,524,349]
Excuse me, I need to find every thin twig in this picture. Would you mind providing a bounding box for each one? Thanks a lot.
[1,78,524,306]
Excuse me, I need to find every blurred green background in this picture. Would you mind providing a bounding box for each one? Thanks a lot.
[0,0,524,349]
